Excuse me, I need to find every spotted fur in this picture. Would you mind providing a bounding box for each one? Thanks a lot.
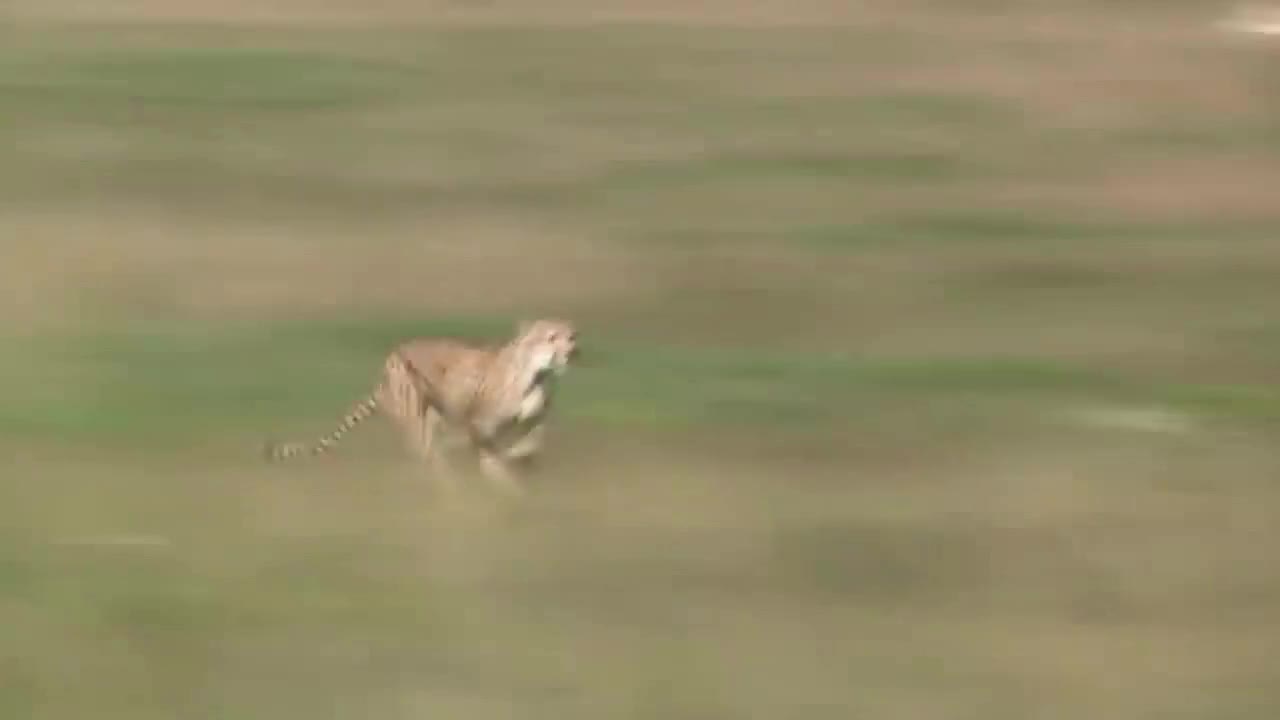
[263,319,579,495]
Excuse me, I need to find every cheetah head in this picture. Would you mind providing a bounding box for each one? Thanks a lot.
[516,318,579,378]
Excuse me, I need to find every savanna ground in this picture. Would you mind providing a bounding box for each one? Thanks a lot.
[4,1,1280,717]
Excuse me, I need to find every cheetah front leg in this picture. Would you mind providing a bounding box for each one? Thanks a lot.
[478,449,526,498]
[501,424,545,475]
[469,418,530,498]
[505,424,544,460]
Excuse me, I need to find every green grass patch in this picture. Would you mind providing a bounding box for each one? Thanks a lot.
[0,27,1030,220]
[600,150,969,193]
[0,48,418,111]
[7,320,1280,449]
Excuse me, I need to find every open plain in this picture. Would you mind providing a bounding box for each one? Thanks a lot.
[4,2,1280,717]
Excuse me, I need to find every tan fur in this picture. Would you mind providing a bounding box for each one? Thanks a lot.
[263,318,579,496]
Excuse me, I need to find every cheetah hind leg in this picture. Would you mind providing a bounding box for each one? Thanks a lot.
[405,406,468,499]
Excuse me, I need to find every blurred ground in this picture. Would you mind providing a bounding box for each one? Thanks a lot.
[4,2,1280,718]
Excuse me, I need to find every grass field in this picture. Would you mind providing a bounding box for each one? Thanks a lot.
[4,2,1280,717]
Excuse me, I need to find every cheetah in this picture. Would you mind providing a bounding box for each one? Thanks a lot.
[264,318,579,496]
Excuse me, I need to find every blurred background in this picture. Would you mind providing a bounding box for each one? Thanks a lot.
[4,1,1280,717]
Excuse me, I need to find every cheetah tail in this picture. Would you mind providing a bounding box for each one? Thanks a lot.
[262,392,380,463]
